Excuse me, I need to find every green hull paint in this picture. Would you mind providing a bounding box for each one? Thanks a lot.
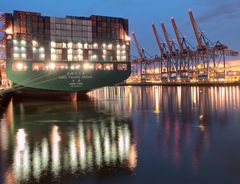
[6,61,131,92]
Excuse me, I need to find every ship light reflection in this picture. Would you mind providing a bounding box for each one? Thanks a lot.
[79,124,86,170]
[14,129,30,182]
[41,138,49,170]
[51,126,61,176]
[93,124,102,167]
[16,129,27,152]
[33,146,41,180]
[11,119,137,182]
[69,132,77,173]
[104,130,111,164]
[129,144,137,170]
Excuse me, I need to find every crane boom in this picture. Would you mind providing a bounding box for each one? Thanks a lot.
[131,32,143,59]
[171,17,183,52]
[161,21,173,54]
[188,10,203,50]
[152,23,165,57]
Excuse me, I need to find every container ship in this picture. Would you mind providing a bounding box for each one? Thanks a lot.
[0,11,131,99]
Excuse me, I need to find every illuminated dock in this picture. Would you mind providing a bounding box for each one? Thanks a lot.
[129,10,239,86]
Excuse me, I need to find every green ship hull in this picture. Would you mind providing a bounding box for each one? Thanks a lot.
[6,61,131,92]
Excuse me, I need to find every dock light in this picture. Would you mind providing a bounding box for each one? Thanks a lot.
[16,62,24,71]
[40,54,45,59]
[21,47,26,52]
[122,44,126,49]
[21,53,26,59]
[5,27,12,35]
[51,54,57,61]
[121,50,126,54]
[14,47,19,52]
[68,49,73,54]
[71,65,75,70]
[102,43,106,48]
[125,35,131,42]
[92,55,97,61]
[39,47,45,53]
[20,40,26,46]
[49,63,56,70]
[107,44,113,50]
[105,65,112,70]
[62,43,67,48]
[51,48,55,53]
[83,63,90,70]
[78,42,83,48]
[121,56,126,60]
[13,53,20,59]
[93,43,98,49]
[78,49,83,54]
[117,44,120,49]
[67,42,73,48]
[84,63,93,70]
[51,41,56,47]
[84,43,88,49]
[34,65,39,70]
[32,40,38,47]
[13,39,18,45]
[84,63,90,70]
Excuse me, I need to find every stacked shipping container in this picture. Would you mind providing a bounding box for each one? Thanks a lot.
[5,11,130,63]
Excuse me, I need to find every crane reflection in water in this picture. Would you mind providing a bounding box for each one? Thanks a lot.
[90,86,240,171]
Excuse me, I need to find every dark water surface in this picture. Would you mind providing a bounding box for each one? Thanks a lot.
[1,86,240,184]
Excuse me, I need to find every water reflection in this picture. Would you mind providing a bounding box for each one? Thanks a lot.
[89,86,240,172]
[1,86,240,184]
[0,98,136,183]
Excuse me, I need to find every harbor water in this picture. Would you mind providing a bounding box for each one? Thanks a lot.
[1,86,240,184]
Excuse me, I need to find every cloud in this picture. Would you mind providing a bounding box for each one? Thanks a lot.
[195,0,240,22]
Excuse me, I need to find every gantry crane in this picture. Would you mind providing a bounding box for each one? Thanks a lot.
[131,10,239,84]
[188,10,238,79]
[152,23,169,80]
[161,21,179,79]
[189,10,215,79]
[132,32,147,82]
[171,17,197,80]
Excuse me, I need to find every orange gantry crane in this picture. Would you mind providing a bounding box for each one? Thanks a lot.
[131,10,239,83]
[188,10,238,79]
[188,10,204,51]
[161,22,173,55]
[161,21,179,79]
[132,32,147,82]
[171,17,184,53]
[152,23,169,80]
[170,16,199,80]
[152,23,165,58]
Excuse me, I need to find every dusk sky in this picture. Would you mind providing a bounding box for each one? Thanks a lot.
[1,0,240,63]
